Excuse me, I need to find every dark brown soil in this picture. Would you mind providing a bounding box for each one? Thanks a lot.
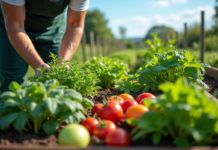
[0,74,217,148]
[203,75,218,99]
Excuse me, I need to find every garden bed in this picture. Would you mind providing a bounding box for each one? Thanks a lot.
[0,72,218,150]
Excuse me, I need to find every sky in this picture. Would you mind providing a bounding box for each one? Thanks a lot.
[88,0,216,39]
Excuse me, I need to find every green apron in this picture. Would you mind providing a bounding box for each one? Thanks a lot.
[0,0,70,93]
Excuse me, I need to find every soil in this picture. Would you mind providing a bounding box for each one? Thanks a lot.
[0,74,217,148]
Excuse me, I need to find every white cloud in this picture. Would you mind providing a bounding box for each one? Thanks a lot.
[109,5,215,38]
[172,0,187,4]
[151,0,170,7]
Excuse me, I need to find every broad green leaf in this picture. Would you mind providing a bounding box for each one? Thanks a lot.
[4,99,21,108]
[9,82,21,93]
[174,137,190,147]
[0,103,8,113]
[0,91,16,100]
[82,98,94,109]
[152,133,161,145]
[49,89,64,99]
[29,102,45,119]
[73,111,86,123]
[0,113,18,130]
[60,111,76,124]
[200,63,211,69]
[63,89,82,102]
[42,118,59,135]
[59,98,77,112]
[13,112,27,132]
[16,89,26,100]
[154,65,168,74]
[43,97,59,116]
[183,67,198,79]
[139,70,156,84]
[196,79,209,89]
[44,79,60,86]
[23,97,35,106]
[142,84,151,92]
[124,89,130,93]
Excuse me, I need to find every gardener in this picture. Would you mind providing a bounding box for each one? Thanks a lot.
[0,0,89,93]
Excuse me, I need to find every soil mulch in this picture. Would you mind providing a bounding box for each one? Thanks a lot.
[0,74,217,148]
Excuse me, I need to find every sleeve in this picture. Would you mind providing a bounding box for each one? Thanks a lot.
[69,0,89,12]
[2,0,25,5]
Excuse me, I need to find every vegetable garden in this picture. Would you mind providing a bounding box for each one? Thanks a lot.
[0,34,218,150]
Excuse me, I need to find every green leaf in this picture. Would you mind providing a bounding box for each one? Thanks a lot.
[3,99,21,108]
[60,111,76,124]
[152,133,161,145]
[9,82,21,93]
[0,91,16,100]
[142,85,151,92]
[183,67,198,79]
[126,119,139,126]
[139,70,156,84]
[29,102,45,119]
[82,98,94,109]
[23,97,34,106]
[196,79,209,89]
[42,118,59,135]
[154,65,168,74]
[43,97,59,116]
[0,103,8,113]
[48,89,64,99]
[124,89,130,93]
[16,89,26,100]
[174,137,190,147]
[59,98,78,112]
[44,79,60,86]
[63,89,82,102]
[13,112,27,132]
[0,113,18,130]
[200,63,210,69]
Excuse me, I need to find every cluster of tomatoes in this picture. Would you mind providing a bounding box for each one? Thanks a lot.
[81,93,156,147]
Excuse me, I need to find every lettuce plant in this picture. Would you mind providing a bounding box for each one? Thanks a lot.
[0,79,93,135]
[83,56,129,88]
[127,77,218,147]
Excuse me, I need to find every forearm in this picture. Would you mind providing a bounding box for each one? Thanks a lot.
[7,27,44,70]
[59,26,83,61]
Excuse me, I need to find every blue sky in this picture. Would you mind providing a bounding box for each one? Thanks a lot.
[88,0,216,39]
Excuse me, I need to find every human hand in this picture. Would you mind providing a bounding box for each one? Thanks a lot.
[57,62,70,69]
[35,63,50,76]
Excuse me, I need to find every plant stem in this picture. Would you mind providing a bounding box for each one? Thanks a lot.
[23,127,29,131]
[166,125,176,139]
[34,120,38,134]
[27,120,32,129]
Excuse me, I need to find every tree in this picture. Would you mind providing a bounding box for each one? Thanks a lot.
[143,25,175,42]
[84,9,114,44]
[213,0,218,22]
[119,26,126,40]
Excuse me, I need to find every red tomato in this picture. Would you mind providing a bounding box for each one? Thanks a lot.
[109,95,124,105]
[92,120,117,139]
[91,103,103,116]
[81,118,99,135]
[136,93,156,103]
[125,105,149,121]
[98,102,124,124]
[121,99,138,112]
[119,93,134,101]
[105,128,131,146]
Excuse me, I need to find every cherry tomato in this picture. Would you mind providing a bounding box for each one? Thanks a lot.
[121,99,138,112]
[98,102,124,124]
[91,103,103,116]
[119,93,134,101]
[105,128,131,146]
[136,93,156,103]
[109,95,124,105]
[81,118,99,135]
[125,105,149,121]
[92,120,117,139]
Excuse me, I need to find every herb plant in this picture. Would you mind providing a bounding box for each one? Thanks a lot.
[0,79,94,135]
[28,53,101,97]
[83,56,129,88]
[127,77,218,147]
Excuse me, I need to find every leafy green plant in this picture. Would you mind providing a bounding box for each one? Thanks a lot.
[28,53,101,97]
[83,56,129,88]
[0,79,94,135]
[127,77,218,147]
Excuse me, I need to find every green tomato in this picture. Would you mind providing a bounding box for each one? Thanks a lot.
[58,124,90,148]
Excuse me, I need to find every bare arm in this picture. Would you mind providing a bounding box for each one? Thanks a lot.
[59,8,87,61]
[1,1,49,74]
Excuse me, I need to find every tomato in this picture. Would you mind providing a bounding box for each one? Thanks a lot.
[91,103,103,116]
[136,93,156,103]
[121,99,138,112]
[125,105,149,121]
[105,128,131,146]
[58,124,90,148]
[139,100,156,111]
[109,95,124,105]
[119,93,134,101]
[92,120,117,139]
[98,102,124,123]
[81,118,99,135]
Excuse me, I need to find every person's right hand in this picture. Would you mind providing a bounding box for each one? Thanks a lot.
[35,63,50,76]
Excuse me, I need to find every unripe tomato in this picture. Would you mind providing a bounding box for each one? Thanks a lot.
[136,93,156,103]
[81,118,99,135]
[91,103,103,116]
[109,95,124,105]
[105,128,131,146]
[93,120,117,139]
[119,93,134,101]
[121,99,138,112]
[125,105,149,122]
[98,102,124,124]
